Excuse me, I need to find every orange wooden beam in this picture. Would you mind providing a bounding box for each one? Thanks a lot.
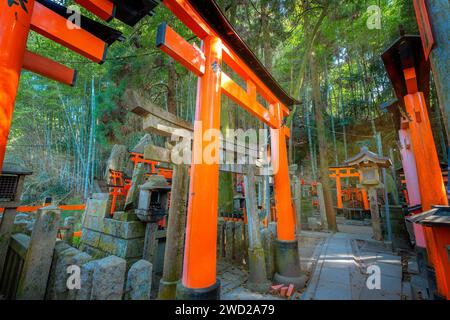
[75,0,116,22]
[30,2,107,64]
[156,23,205,76]
[221,72,278,128]
[163,0,283,106]
[0,204,86,213]
[22,50,77,86]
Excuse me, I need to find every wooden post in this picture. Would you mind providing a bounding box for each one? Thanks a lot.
[158,163,189,300]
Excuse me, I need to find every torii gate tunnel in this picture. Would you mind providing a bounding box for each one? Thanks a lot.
[0,0,302,300]
[156,0,301,299]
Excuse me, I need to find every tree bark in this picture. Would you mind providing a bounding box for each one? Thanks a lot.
[167,58,177,115]
[311,53,338,232]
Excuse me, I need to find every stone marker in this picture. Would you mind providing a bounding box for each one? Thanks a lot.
[234,221,244,265]
[91,255,126,300]
[225,221,235,262]
[64,216,76,246]
[261,228,275,279]
[76,260,97,300]
[143,223,159,265]
[217,218,225,260]
[125,260,153,300]
[244,166,271,293]
[124,163,146,212]
[0,208,17,278]
[65,251,93,300]
[158,163,189,300]
[16,206,61,300]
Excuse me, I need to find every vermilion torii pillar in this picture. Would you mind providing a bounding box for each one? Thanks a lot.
[157,0,302,299]
[382,35,448,211]
[179,35,223,297]
[0,0,36,172]
[398,123,421,207]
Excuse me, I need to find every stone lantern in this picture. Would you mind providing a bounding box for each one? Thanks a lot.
[345,147,392,241]
[0,163,32,207]
[136,175,171,264]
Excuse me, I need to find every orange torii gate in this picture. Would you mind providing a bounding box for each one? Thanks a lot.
[329,166,370,211]
[156,0,301,299]
[0,0,159,172]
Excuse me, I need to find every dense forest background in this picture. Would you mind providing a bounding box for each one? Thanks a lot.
[5,0,448,205]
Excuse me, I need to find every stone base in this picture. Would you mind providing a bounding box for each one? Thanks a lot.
[158,279,178,300]
[274,240,305,289]
[273,272,306,289]
[247,247,271,293]
[176,280,221,300]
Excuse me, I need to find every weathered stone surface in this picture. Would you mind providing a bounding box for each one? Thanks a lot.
[45,241,71,299]
[47,247,80,300]
[64,217,76,246]
[80,229,101,247]
[16,206,61,300]
[113,211,139,222]
[98,234,144,259]
[79,243,107,259]
[81,198,110,231]
[75,260,97,300]
[124,163,146,211]
[125,260,153,300]
[225,221,235,262]
[12,220,28,234]
[66,252,93,300]
[142,223,159,265]
[217,218,225,260]
[92,193,109,200]
[91,256,126,300]
[131,134,153,154]
[261,228,275,279]
[0,208,18,277]
[234,221,244,265]
[104,144,129,180]
[15,213,31,222]
[101,218,146,240]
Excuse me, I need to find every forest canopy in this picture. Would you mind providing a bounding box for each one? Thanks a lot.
[6,0,447,204]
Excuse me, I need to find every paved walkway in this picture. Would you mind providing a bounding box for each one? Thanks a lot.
[302,232,409,300]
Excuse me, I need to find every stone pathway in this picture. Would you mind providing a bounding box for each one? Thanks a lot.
[302,232,409,300]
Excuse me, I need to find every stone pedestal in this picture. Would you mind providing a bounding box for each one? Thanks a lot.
[79,197,146,265]
[273,240,306,289]
[176,280,221,300]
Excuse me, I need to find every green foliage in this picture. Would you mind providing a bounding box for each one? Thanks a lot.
[6,0,432,201]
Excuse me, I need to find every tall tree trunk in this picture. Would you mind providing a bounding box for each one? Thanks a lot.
[167,58,177,115]
[311,53,338,232]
